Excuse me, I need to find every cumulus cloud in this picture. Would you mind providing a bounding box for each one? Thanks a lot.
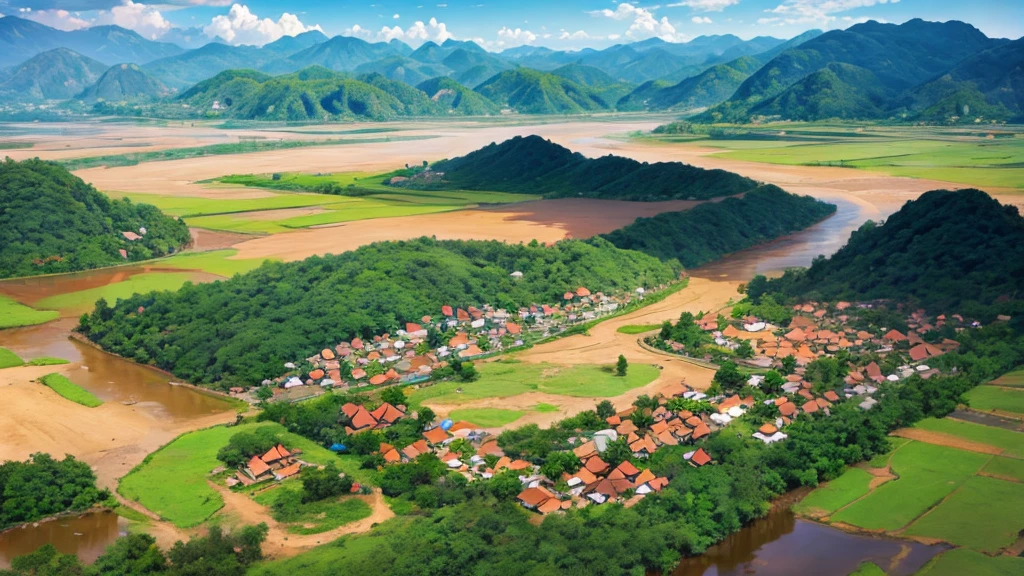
[393,13,400,19]
[497,26,537,46]
[758,0,899,26]
[559,29,590,40]
[19,7,91,30]
[591,3,685,41]
[94,1,171,39]
[378,17,452,45]
[204,3,322,45]
[667,0,739,11]
[692,16,713,24]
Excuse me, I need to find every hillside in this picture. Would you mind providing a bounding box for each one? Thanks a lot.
[76,63,169,102]
[617,56,761,111]
[551,64,635,106]
[272,36,400,74]
[602,186,837,268]
[0,16,183,68]
[0,159,191,279]
[430,135,757,201]
[417,77,499,115]
[77,237,679,386]
[0,48,108,101]
[144,43,271,89]
[178,67,433,121]
[762,189,1024,314]
[474,68,608,114]
[354,56,446,87]
[746,63,889,121]
[700,19,1002,123]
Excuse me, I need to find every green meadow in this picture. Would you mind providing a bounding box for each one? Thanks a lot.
[915,548,1024,576]
[447,408,527,428]
[616,324,662,334]
[35,272,197,313]
[914,417,1024,458]
[0,347,24,369]
[904,475,1024,553]
[992,368,1024,387]
[157,249,268,278]
[0,295,59,328]
[792,467,873,517]
[829,442,989,531]
[982,456,1024,482]
[252,483,372,535]
[39,373,103,407]
[408,362,660,407]
[119,422,355,528]
[965,385,1024,415]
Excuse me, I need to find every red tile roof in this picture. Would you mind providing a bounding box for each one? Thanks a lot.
[247,455,270,477]
[690,448,711,466]
[423,427,450,445]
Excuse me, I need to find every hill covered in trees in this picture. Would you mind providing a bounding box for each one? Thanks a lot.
[76,63,169,102]
[417,76,500,115]
[760,189,1023,316]
[78,237,679,387]
[0,48,108,101]
[0,159,191,278]
[474,69,608,114]
[601,186,836,267]
[428,135,757,201]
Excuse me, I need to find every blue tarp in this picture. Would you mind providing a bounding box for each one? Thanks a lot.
[440,419,453,431]
[329,443,348,452]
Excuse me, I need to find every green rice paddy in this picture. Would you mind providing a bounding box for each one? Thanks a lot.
[616,324,663,334]
[914,417,1024,458]
[0,295,59,329]
[38,373,103,407]
[157,249,268,278]
[915,549,1024,576]
[982,457,1024,482]
[904,475,1024,553]
[35,272,197,313]
[791,467,873,517]
[965,385,1024,415]
[447,408,527,428]
[0,347,24,369]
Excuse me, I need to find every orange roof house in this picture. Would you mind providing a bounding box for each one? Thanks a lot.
[274,462,301,480]
[506,322,521,335]
[423,426,450,445]
[441,305,453,317]
[689,448,711,467]
[308,369,325,380]
[321,348,336,360]
[778,402,797,417]
[370,402,405,425]
[884,329,907,342]
[691,423,711,440]
[518,486,555,509]
[247,455,271,478]
[577,287,591,297]
[537,498,563,514]
[369,374,387,386]
[802,400,819,414]
[584,456,610,475]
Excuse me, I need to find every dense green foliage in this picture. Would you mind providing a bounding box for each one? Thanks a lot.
[416,76,499,115]
[618,56,761,112]
[432,135,757,201]
[76,63,168,103]
[762,189,1024,317]
[745,63,889,121]
[216,427,282,467]
[474,68,608,114]
[0,453,109,529]
[0,48,107,101]
[79,237,678,387]
[549,63,635,106]
[2,525,268,576]
[602,185,836,267]
[0,158,190,278]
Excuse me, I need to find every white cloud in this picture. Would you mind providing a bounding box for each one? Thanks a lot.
[203,3,321,46]
[378,17,452,46]
[393,13,400,19]
[559,29,590,40]
[591,3,686,41]
[668,0,739,11]
[497,26,537,46]
[758,0,899,27]
[20,8,91,31]
[691,16,713,24]
[94,1,171,40]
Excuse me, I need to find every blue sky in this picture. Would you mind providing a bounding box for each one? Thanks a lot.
[2,0,1022,50]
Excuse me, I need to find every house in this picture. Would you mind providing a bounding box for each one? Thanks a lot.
[686,448,712,467]
[518,486,556,511]
[423,426,451,445]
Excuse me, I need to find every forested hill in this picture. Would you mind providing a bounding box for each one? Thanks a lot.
[601,186,836,267]
[430,135,758,201]
[78,237,679,387]
[0,159,191,279]
[760,189,1024,316]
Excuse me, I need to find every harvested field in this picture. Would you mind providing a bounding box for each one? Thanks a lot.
[891,428,1005,456]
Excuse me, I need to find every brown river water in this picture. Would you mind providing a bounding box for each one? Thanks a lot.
[0,139,924,571]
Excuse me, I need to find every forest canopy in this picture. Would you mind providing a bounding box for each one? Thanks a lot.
[0,158,191,278]
[78,237,679,387]
[428,135,758,201]
[601,186,836,267]
[0,453,110,529]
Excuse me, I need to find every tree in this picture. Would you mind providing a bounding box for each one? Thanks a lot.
[632,394,658,411]
[417,407,436,430]
[713,361,745,392]
[540,451,581,479]
[780,355,797,375]
[301,463,353,503]
[736,340,754,358]
[596,400,616,419]
[380,386,407,407]
[458,362,479,382]
[616,355,628,377]
[762,370,785,394]
[255,386,274,405]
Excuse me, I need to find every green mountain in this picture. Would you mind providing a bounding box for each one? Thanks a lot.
[601,186,836,268]
[417,77,499,116]
[474,68,608,114]
[0,158,191,279]
[550,63,635,106]
[271,36,401,73]
[409,40,512,87]
[0,16,183,68]
[745,63,889,121]
[618,56,761,111]
[354,56,447,86]
[431,135,757,201]
[700,19,1002,123]
[76,63,169,102]
[178,67,432,121]
[0,48,108,101]
[763,189,1024,313]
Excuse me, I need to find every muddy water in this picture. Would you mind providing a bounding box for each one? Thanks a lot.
[0,511,126,568]
[673,507,946,576]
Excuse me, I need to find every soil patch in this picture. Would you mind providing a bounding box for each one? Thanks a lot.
[891,428,1004,455]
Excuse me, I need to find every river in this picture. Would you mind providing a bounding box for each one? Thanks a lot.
[0,513,126,568]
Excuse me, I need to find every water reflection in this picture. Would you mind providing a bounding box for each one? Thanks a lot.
[0,512,125,569]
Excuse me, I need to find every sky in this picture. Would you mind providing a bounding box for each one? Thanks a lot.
[1,0,1021,51]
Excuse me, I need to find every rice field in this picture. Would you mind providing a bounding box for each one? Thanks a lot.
[914,417,1024,458]
[903,475,1024,553]
[965,385,1024,415]
[791,467,873,518]
[0,294,59,328]
[34,272,198,313]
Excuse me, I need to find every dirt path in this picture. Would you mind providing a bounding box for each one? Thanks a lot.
[891,428,1005,455]
[425,277,738,430]
[209,482,393,559]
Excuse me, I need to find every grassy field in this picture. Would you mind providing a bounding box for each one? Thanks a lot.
[0,347,23,369]
[0,295,59,329]
[158,250,269,278]
[39,373,103,407]
[24,357,70,366]
[982,456,1024,482]
[792,467,873,517]
[119,422,354,528]
[534,403,560,413]
[829,442,989,531]
[848,562,885,576]
[116,191,347,218]
[904,475,1024,553]
[965,385,1024,415]
[616,324,662,334]
[252,483,372,535]
[914,417,1024,458]
[914,548,1024,576]
[408,362,660,406]
[992,368,1024,387]
[447,408,526,428]
[34,272,197,313]
[184,201,464,234]
[643,124,1024,190]
[867,437,911,468]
